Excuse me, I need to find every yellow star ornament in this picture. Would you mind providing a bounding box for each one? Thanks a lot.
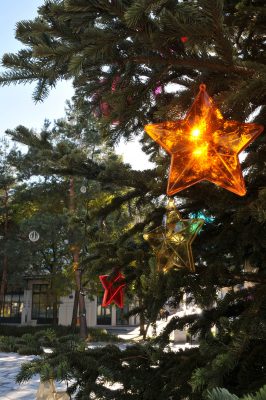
[145,84,264,196]
[143,200,204,273]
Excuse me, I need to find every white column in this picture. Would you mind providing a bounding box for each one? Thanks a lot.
[111,305,116,326]
[86,296,97,327]
[58,292,75,326]
[21,289,32,325]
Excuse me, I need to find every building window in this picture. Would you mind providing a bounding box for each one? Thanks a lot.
[0,291,24,322]
[97,296,111,325]
[116,305,129,326]
[32,284,53,322]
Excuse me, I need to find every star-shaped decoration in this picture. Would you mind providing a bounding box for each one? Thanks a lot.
[145,84,264,196]
[143,200,204,272]
[99,271,125,308]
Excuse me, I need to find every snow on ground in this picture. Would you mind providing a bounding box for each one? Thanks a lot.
[0,314,199,399]
[0,352,67,400]
[118,308,201,342]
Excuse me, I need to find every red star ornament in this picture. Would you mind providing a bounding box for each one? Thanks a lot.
[145,84,264,196]
[99,271,125,308]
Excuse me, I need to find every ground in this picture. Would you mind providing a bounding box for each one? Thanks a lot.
[0,317,198,399]
[0,352,68,399]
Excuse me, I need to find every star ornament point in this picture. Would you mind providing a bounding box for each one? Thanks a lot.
[145,85,264,196]
[144,204,204,273]
[99,271,125,308]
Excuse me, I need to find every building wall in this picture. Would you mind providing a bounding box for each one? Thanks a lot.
[58,291,139,327]
[58,292,98,327]
[19,283,139,327]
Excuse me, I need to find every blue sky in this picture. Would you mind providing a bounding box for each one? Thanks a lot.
[0,1,74,139]
[0,1,153,169]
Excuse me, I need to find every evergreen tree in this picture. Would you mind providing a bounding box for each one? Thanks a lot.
[6,113,152,334]
[16,183,74,326]
[0,140,16,314]
[0,166,76,326]
[0,0,265,398]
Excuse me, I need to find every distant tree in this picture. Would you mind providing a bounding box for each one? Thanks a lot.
[0,140,17,315]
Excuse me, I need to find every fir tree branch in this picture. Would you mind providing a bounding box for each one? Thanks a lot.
[132,56,255,76]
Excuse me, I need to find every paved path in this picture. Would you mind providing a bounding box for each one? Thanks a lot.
[0,353,67,400]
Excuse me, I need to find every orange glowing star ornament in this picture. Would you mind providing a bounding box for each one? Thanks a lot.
[143,199,204,273]
[99,271,125,308]
[144,84,264,196]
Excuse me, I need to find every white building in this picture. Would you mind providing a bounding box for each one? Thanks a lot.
[0,277,139,328]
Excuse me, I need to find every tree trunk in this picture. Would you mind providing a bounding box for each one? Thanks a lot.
[71,290,79,328]
[0,256,8,316]
[49,260,59,327]
[73,251,87,339]
[0,188,9,315]
[139,311,145,338]
[69,177,88,339]
[143,322,150,341]
[138,294,146,338]
[151,322,157,337]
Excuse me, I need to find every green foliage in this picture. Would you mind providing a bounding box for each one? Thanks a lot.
[0,0,264,135]
[87,327,122,343]
[0,324,78,338]
[0,326,119,349]
[207,385,266,400]
[16,341,204,399]
[0,0,265,398]
[0,331,45,355]
[0,335,18,352]
[207,387,240,400]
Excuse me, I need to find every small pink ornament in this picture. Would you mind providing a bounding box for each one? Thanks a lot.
[111,120,120,126]
[153,85,163,96]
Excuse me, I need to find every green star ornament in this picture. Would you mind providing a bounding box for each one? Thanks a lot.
[143,200,204,273]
